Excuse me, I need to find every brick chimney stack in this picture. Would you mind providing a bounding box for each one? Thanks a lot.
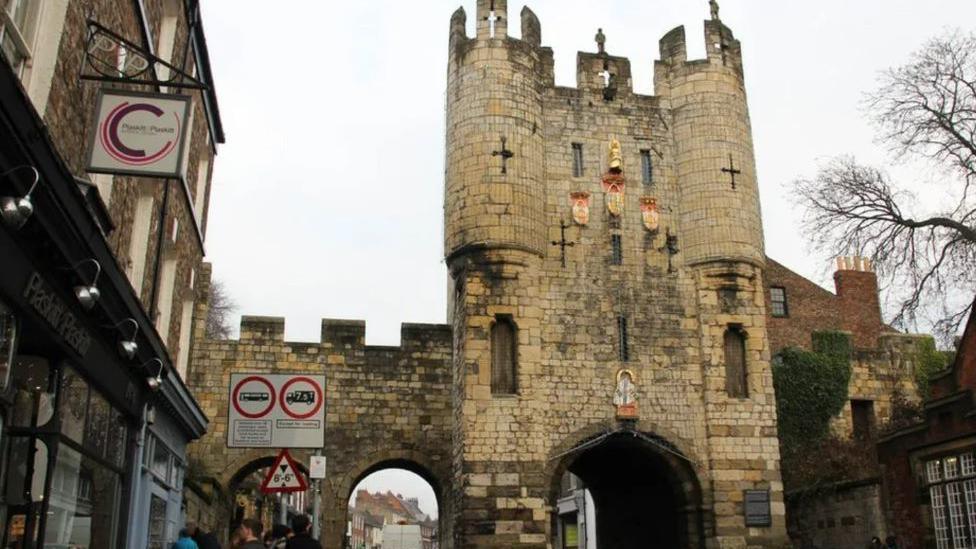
[833,256,884,348]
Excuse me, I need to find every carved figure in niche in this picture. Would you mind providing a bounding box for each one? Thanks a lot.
[640,197,660,232]
[595,28,606,54]
[608,136,623,173]
[570,191,591,226]
[710,0,720,21]
[614,369,639,419]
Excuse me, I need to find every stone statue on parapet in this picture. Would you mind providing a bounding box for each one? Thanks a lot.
[595,28,606,54]
[608,136,623,172]
[710,0,720,21]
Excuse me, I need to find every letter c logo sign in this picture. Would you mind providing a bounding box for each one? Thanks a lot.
[98,102,180,166]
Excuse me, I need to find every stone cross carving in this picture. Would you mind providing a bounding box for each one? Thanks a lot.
[710,0,720,21]
[721,154,742,190]
[595,28,606,54]
[491,136,514,174]
[551,220,576,267]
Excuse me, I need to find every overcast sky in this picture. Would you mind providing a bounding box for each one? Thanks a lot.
[200,0,976,515]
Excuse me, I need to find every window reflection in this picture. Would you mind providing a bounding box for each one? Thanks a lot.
[9,357,52,428]
[44,445,119,549]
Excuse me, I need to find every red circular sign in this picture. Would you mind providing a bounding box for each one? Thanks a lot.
[279,377,324,420]
[232,376,276,419]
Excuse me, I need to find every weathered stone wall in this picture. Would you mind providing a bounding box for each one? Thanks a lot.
[786,480,888,549]
[187,266,454,549]
[443,4,788,547]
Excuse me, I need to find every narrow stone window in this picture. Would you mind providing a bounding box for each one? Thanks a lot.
[617,316,629,362]
[770,287,788,318]
[572,143,584,177]
[491,316,517,395]
[611,234,622,265]
[724,325,748,398]
[851,400,875,440]
[640,149,653,185]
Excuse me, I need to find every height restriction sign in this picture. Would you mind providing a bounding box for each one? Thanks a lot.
[228,373,326,448]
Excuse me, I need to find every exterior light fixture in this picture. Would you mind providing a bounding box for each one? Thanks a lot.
[112,318,139,360]
[143,358,164,392]
[72,259,102,310]
[0,166,40,230]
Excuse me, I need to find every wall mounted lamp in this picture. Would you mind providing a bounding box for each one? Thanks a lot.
[0,166,40,230]
[143,358,164,392]
[72,259,101,310]
[112,318,139,360]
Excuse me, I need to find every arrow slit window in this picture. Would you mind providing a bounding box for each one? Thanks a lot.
[572,143,584,177]
[640,149,653,185]
[491,316,518,395]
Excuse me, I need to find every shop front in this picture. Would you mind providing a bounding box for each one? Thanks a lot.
[0,42,207,548]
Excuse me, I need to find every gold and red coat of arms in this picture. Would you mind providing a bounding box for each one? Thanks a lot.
[640,197,660,232]
[570,191,591,226]
[602,173,626,217]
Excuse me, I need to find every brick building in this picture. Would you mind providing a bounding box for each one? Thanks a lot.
[0,0,222,546]
[877,300,976,549]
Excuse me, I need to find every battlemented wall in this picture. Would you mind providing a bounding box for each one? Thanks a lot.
[186,266,454,549]
[444,2,787,547]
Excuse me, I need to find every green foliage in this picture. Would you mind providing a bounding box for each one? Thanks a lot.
[773,345,852,448]
[811,330,853,363]
[914,337,955,397]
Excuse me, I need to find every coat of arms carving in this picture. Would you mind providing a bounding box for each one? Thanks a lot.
[570,192,591,226]
[614,368,639,419]
[602,173,626,217]
[640,197,660,232]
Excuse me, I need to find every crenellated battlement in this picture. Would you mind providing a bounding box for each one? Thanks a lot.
[235,315,450,353]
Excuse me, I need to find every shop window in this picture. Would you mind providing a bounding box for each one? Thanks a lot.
[491,316,517,395]
[770,287,788,317]
[724,326,748,398]
[0,299,18,390]
[925,452,976,549]
[148,494,167,549]
[151,436,173,485]
[0,0,38,78]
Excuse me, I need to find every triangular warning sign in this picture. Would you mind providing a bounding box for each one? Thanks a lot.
[260,450,308,494]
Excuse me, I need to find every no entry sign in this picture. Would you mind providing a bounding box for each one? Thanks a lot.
[227,373,326,448]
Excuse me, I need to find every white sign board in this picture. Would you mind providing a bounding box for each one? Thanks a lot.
[86,89,192,178]
[309,455,327,479]
[227,373,326,448]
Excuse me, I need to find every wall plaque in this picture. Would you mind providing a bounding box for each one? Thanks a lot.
[744,489,771,527]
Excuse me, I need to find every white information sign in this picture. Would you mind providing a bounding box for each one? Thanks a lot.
[227,373,326,448]
[86,89,192,178]
[309,456,327,479]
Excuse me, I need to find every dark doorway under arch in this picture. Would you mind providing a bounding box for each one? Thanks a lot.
[227,456,312,532]
[555,431,705,549]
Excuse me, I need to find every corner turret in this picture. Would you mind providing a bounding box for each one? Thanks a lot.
[656,18,763,269]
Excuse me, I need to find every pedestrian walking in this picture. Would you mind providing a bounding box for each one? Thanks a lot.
[172,529,199,549]
[285,515,321,549]
[885,536,899,549]
[267,524,291,548]
[229,527,246,549]
[869,536,883,549]
[238,519,266,549]
[187,521,222,549]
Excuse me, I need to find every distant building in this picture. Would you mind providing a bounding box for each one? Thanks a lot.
[350,490,437,549]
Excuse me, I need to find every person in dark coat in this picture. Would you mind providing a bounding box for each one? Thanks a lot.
[238,518,265,549]
[187,521,222,549]
[285,515,321,549]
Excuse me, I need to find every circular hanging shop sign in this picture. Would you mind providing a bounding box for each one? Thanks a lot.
[232,376,277,419]
[279,377,324,420]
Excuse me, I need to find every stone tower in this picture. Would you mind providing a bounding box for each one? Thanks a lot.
[444,2,787,547]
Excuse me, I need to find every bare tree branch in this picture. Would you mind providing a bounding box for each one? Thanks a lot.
[206,279,237,340]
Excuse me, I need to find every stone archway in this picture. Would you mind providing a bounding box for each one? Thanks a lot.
[225,453,313,532]
[330,450,450,549]
[548,426,707,549]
